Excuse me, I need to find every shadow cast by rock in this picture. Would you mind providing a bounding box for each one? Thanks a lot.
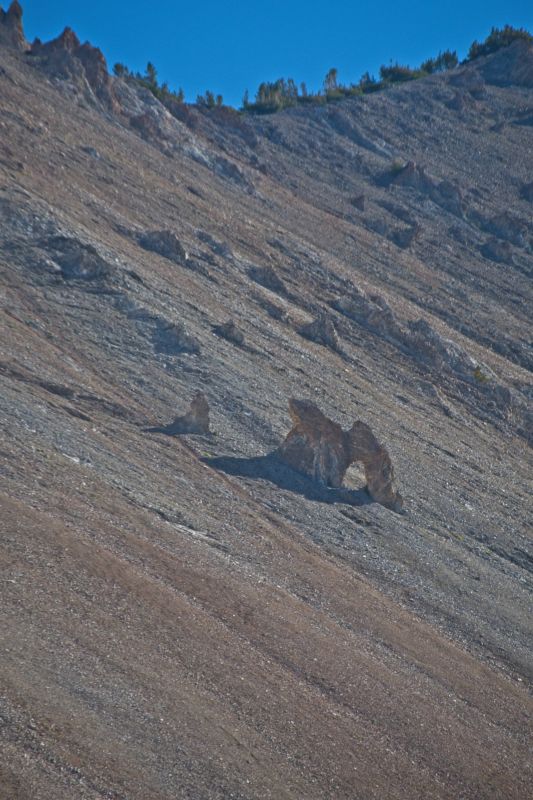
[204,452,373,507]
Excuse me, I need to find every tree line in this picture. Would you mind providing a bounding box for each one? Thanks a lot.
[112,25,531,116]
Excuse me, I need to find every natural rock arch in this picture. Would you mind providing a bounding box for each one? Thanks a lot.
[277,399,403,511]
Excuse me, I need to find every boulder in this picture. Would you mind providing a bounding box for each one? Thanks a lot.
[277,399,403,511]
[477,38,533,89]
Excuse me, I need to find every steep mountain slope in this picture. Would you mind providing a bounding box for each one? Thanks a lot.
[1,7,532,799]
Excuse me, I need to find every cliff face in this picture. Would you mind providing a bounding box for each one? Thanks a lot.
[0,11,532,800]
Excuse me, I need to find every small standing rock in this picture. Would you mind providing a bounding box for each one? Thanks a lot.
[145,392,210,436]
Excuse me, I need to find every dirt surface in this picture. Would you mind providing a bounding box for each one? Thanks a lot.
[0,15,532,799]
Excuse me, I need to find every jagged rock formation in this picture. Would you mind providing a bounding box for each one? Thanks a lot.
[28,27,117,109]
[0,1,25,51]
[145,392,210,435]
[277,399,403,511]
[212,319,244,345]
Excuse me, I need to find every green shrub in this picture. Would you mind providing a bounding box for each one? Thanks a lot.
[468,25,532,61]
[379,63,423,83]
[473,366,489,383]
[420,50,458,73]
[390,159,406,174]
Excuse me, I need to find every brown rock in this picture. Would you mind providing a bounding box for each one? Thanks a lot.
[145,392,210,435]
[277,399,403,511]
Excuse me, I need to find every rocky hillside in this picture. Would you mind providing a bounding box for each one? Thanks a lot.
[1,4,532,799]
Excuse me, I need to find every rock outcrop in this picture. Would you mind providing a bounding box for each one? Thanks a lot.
[138,230,188,264]
[388,161,464,216]
[29,27,117,110]
[45,235,111,281]
[145,392,210,435]
[248,264,287,294]
[277,399,403,511]
[333,287,403,341]
[0,1,26,50]
[299,313,340,351]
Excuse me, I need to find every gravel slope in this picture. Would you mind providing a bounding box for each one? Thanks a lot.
[0,29,532,800]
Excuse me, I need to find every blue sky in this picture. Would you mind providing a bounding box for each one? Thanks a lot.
[21,1,533,106]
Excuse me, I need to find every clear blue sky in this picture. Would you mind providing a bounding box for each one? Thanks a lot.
[20,1,533,106]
